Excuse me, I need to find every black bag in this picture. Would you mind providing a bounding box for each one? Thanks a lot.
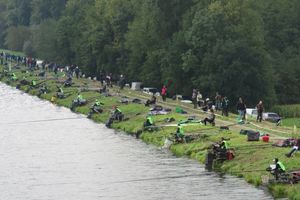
[247,130,260,141]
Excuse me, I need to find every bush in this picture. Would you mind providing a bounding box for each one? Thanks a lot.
[272,104,300,118]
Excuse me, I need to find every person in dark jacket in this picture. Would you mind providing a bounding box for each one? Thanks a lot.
[256,100,264,122]
[237,97,246,121]
[221,96,229,117]
[145,94,156,106]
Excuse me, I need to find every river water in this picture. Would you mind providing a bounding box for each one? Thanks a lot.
[0,83,273,200]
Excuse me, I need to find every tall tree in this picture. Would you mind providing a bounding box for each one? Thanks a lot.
[184,0,276,106]
[6,0,32,26]
[30,0,67,25]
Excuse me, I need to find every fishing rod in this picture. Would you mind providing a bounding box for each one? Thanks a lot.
[35,78,56,86]
[233,144,272,149]
[225,169,268,174]
[1,116,86,125]
[104,172,214,185]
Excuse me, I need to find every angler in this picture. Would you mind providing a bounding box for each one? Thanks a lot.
[20,77,30,85]
[64,77,73,87]
[37,84,49,97]
[26,79,37,92]
[266,158,300,184]
[144,115,154,128]
[205,137,234,170]
[87,99,104,119]
[31,80,37,87]
[266,158,288,182]
[202,108,215,126]
[10,73,18,81]
[70,93,87,111]
[105,106,124,128]
[56,86,65,99]
[285,138,300,158]
[174,124,185,143]
[145,94,156,107]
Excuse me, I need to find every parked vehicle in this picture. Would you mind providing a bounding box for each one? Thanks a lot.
[143,87,160,96]
[246,108,258,119]
[246,109,281,123]
[263,112,281,123]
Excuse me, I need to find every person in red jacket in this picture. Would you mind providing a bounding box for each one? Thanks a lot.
[161,85,167,102]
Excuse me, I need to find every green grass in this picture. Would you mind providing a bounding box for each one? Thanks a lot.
[282,118,300,129]
[2,62,300,199]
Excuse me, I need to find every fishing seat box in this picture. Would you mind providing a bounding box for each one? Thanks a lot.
[240,129,260,141]
[247,130,260,141]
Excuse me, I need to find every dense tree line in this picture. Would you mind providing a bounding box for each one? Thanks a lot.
[0,0,299,107]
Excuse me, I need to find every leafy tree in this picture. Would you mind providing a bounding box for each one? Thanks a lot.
[23,40,34,57]
[5,26,31,51]
[30,0,67,25]
[184,0,276,106]
[0,0,8,47]
[0,0,299,106]
[31,19,59,61]
[6,0,32,26]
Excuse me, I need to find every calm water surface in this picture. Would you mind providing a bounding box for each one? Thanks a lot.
[0,83,273,200]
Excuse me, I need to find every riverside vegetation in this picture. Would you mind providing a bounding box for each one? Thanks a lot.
[1,0,300,108]
[1,61,300,199]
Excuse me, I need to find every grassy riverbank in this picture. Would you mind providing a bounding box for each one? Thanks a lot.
[1,64,300,199]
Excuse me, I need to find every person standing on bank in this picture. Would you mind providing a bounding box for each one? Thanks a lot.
[236,97,246,121]
[161,85,167,102]
[256,100,264,122]
[221,96,229,117]
[197,91,203,108]
[192,89,197,109]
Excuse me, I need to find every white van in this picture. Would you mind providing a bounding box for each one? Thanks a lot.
[246,108,257,119]
[143,87,160,96]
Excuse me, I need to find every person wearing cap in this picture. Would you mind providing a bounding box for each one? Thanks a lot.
[202,98,211,112]
[274,158,286,180]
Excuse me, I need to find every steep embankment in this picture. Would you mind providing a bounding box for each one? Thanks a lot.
[1,63,300,199]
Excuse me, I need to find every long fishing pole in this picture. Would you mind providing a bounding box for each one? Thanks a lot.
[1,117,86,125]
[233,144,273,149]
[225,169,268,174]
[104,172,214,185]
[35,78,56,86]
